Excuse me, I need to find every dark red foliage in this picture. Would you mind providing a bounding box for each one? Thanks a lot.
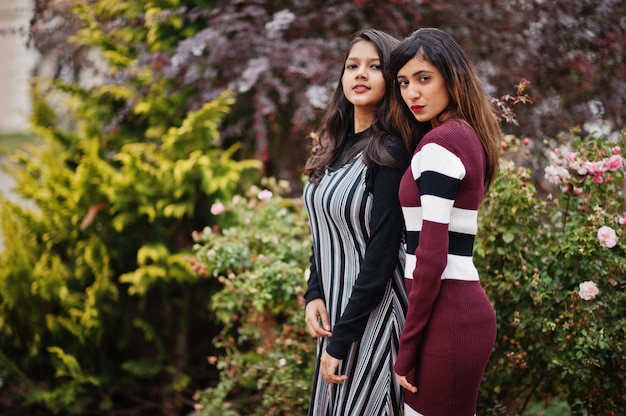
[28,0,626,192]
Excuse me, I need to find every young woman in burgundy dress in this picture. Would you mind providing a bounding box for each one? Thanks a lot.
[388,28,502,416]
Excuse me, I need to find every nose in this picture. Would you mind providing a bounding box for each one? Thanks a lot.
[407,83,421,100]
[356,64,368,79]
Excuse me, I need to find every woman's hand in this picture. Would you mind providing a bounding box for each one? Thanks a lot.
[305,300,346,384]
[396,373,418,393]
[321,350,347,384]
[305,298,332,338]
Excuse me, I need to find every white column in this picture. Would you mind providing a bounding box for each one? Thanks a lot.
[0,0,37,133]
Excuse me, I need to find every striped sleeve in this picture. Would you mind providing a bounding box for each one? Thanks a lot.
[394,141,466,376]
[412,142,465,223]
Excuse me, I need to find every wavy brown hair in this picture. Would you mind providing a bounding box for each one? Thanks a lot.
[388,27,502,190]
[304,28,410,185]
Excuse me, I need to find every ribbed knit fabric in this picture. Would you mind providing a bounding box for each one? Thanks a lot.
[303,130,408,416]
[395,120,496,416]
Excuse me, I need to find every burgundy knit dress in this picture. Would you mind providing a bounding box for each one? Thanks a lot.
[395,120,497,416]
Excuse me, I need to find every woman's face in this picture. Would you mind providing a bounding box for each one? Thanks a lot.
[396,55,450,127]
[341,40,386,113]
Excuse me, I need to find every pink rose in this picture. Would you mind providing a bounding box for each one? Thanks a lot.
[544,165,570,185]
[619,216,626,226]
[578,281,599,301]
[567,158,587,175]
[257,189,273,200]
[597,225,617,248]
[210,202,225,215]
[604,154,623,171]
[585,161,605,176]
[613,146,621,155]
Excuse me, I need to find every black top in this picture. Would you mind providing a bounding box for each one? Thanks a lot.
[304,128,409,359]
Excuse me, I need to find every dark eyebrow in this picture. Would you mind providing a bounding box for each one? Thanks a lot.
[398,69,434,78]
[346,57,381,63]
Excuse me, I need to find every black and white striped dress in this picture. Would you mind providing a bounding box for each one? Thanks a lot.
[303,130,408,416]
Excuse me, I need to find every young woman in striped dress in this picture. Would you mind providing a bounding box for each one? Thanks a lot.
[303,28,416,415]
[388,28,502,416]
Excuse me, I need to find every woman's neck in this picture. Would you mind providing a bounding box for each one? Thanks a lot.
[353,108,375,133]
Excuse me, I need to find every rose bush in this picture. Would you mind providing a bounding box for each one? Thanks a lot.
[189,178,315,415]
[476,128,626,415]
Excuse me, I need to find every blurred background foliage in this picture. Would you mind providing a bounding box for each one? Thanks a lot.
[25,0,626,192]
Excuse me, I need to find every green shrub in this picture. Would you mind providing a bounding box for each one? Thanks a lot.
[0,85,260,415]
[190,178,314,416]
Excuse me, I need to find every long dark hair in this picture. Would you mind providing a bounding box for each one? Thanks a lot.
[304,28,407,185]
[388,28,502,190]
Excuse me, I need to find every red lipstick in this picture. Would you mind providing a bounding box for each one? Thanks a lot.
[410,105,424,113]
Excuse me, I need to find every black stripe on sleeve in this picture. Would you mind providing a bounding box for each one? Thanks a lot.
[448,231,475,256]
[418,170,459,200]
[405,230,420,253]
